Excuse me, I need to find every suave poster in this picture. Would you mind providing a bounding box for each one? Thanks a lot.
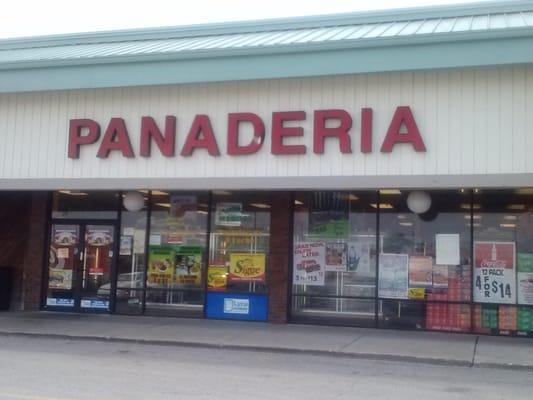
[474,242,516,304]
[293,242,326,286]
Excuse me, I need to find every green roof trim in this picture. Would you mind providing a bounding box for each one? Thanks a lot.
[1,0,533,93]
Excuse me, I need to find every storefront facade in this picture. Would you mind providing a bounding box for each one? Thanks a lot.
[2,1,533,336]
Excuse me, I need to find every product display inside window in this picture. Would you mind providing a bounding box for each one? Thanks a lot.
[377,189,472,332]
[145,191,209,317]
[292,191,377,326]
[472,190,533,336]
[205,192,270,321]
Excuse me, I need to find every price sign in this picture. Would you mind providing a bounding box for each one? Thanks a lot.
[293,242,326,286]
[474,242,516,304]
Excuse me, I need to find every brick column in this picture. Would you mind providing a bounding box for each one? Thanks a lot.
[21,192,49,311]
[268,192,292,323]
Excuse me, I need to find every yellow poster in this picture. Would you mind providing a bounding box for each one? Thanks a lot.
[148,247,175,285]
[207,266,228,290]
[408,288,426,300]
[229,253,266,283]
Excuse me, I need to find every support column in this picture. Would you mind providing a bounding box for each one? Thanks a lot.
[268,192,292,323]
[21,192,49,311]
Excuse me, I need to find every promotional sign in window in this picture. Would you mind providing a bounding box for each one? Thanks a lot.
[325,243,347,272]
[48,225,79,290]
[215,202,243,227]
[474,242,516,304]
[408,256,433,287]
[293,242,326,286]
[175,246,203,286]
[85,226,113,275]
[170,195,197,219]
[207,264,228,291]
[346,238,373,276]
[378,253,409,299]
[517,253,533,305]
[148,247,175,285]
[229,253,266,283]
[309,192,349,238]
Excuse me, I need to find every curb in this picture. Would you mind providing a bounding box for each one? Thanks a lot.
[2,330,531,371]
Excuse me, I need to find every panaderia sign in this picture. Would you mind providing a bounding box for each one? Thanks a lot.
[68,106,426,159]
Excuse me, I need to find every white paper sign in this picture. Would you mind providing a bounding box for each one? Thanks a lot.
[293,242,326,286]
[518,272,533,305]
[347,238,372,276]
[378,253,409,299]
[436,234,460,265]
[57,248,69,259]
[149,234,162,246]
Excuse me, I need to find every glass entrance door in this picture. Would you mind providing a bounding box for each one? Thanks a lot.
[45,222,116,312]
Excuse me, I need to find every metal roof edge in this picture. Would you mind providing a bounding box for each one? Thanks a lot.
[1,34,532,94]
[1,0,533,49]
[2,26,533,71]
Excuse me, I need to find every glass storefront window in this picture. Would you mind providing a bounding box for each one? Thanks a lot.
[473,189,533,336]
[208,191,270,294]
[115,191,148,315]
[292,191,377,326]
[146,191,209,316]
[378,189,472,331]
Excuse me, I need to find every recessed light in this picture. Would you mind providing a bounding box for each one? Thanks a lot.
[250,203,271,209]
[370,203,394,209]
[500,223,516,228]
[379,189,401,195]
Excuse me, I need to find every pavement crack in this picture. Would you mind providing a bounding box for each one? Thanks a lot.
[339,335,364,351]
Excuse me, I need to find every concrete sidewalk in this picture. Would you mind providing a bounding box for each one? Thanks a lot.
[0,311,532,370]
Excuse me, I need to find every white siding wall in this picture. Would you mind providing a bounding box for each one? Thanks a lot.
[1,66,532,190]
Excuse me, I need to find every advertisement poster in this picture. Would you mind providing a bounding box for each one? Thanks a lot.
[409,256,433,287]
[207,265,228,290]
[148,247,175,285]
[215,202,242,227]
[432,265,449,288]
[325,243,347,272]
[175,246,203,286]
[170,195,197,219]
[517,253,533,305]
[48,269,73,290]
[86,227,113,275]
[229,253,266,283]
[309,192,349,238]
[378,253,409,299]
[119,236,133,256]
[474,242,516,304]
[49,225,79,290]
[52,226,79,246]
[293,242,326,286]
[346,238,372,275]
[435,234,460,266]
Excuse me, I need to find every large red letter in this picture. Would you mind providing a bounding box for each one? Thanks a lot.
[313,109,352,154]
[360,108,373,153]
[380,106,426,153]
[140,116,176,157]
[96,118,135,158]
[227,113,265,155]
[271,111,306,155]
[68,119,100,159]
[180,115,220,157]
